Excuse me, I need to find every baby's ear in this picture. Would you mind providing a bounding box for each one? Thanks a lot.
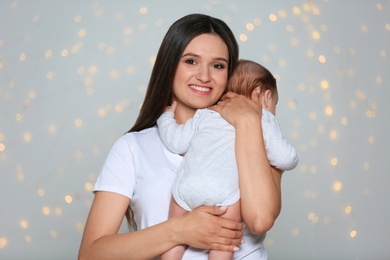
[261,89,272,108]
[251,87,262,104]
[265,89,272,99]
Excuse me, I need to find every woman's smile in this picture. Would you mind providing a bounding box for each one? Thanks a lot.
[188,84,212,94]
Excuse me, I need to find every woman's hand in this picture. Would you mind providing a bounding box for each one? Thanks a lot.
[165,101,177,113]
[210,91,262,127]
[173,206,244,252]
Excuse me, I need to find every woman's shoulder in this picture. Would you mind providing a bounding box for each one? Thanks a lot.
[110,126,160,151]
[121,126,159,141]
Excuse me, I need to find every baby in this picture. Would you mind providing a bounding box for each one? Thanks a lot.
[157,59,299,260]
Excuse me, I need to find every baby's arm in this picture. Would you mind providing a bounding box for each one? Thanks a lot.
[156,102,197,154]
[262,109,299,171]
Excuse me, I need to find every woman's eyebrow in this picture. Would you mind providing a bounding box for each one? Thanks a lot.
[182,52,228,63]
[181,52,200,58]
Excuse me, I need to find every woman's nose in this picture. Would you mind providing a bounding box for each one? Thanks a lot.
[196,66,211,82]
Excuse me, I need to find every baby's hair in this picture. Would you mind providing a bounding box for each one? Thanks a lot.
[227,59,277,98]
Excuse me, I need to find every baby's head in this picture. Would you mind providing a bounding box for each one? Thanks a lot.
[227,59,278,115]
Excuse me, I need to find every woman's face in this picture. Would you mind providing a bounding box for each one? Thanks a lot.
[172,33,229,121]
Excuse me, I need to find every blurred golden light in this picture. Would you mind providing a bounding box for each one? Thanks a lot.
[55,207,63,215]
[291,228,300,236]
[44,49,52,58]
[84,182,93,191]
[325,106,333,116]
[124,27,132,35]
[0,237,8,248]
[139,7,148,14]
[77,66,85,75]
[375,75,383,84]
[333,181,343,192]
[50,230,58,238]
[61,49,69,57]
[97,42,105,50]
[360,24,368,33]
[363,162,370,170]
[20,220,29,229]
[293,6,301,14]
[107,46,115,54]
[78,29,86,38]
[88,65,97,74]
[74,118,83,127]
[321,80,329,90]
[306,49,314,58]
[308,212,319,224]
[48,124,57,134]
[74,15,82,23]
[309,112,317,120]
[65,195,73,204]
[75,150,84,160]
[312,31,321,40]
[46,71,54,80]
[331,157,338,166]
[110,70,119,79]
[278,10,287,17]
[25,235,32,243]
[269,13,277,22]
[239,34,248,42]
[42,206,51,215]
[329,130,338,140]
[126,66,135,74]
[246,23,254,31]
[319,55,326,63]
[138,23,147,31]
[23,133,32,143]
[86,87,94,95]
[253,18,261,26]
[37,189,45,197]
[19,53,26,61]
[76,222,84,231]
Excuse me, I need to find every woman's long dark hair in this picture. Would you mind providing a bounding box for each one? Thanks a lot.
[125,13,239,231]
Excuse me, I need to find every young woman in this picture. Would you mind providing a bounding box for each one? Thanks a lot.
[78,14,282,259]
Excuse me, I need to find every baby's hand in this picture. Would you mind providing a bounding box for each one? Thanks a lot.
[165,101,177,113]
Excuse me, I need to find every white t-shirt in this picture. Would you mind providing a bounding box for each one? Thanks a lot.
[94,126,268,259]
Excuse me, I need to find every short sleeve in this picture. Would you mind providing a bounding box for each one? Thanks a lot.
[93,135,136,199]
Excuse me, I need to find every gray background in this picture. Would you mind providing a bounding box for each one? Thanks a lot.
[1,0,389,259]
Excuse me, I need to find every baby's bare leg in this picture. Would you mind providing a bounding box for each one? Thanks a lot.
[160,197,188,260]
[208,200,241,260]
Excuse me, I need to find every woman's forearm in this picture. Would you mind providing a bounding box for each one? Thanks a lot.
[235,115,282,234]
[79,192,244,259]
[78,192,179,259]
[79,221,180,259]
[210,92,283,234]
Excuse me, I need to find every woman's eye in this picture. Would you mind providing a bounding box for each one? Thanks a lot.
[213,64,225,69]
[185,59,196,65]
